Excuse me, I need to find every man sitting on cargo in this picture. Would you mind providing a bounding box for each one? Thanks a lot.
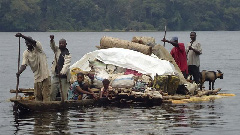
[68,73,97,100]
[161,37,188,78]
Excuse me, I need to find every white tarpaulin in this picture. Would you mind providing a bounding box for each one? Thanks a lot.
[70,48,176,78]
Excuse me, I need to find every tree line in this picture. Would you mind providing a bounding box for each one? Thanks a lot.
[0,0,240,32]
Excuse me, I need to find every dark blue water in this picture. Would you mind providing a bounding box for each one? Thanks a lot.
[0,32,239,134]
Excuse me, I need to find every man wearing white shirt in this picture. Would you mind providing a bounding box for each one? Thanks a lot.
[186,32,202,84]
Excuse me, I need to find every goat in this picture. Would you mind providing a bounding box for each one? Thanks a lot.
[199,70,223,90]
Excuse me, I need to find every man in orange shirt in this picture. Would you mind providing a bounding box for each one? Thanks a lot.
[162,37,188,78]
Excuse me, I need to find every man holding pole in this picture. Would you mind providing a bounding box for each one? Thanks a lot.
[50,35,71,101]
[161,37,188,78]
[15,33,51,101]
[186,32,202,84]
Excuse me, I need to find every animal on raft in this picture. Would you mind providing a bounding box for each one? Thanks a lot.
[199,70,223,90]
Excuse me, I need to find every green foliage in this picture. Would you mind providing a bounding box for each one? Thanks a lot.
[0,0,240,31]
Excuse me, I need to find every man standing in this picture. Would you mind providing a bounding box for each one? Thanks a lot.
[162,37,188,78]
[50,35,71,101]
[15,33,51,101]
[186,32,202,84]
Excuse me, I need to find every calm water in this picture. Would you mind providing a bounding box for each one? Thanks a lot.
[0,32,239,135]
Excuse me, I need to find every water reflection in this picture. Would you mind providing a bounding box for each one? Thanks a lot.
[160,102,223,134]
[14,110,70,134]
[12,102,224,135]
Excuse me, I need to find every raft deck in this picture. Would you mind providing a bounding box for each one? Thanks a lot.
[10,88,228,112]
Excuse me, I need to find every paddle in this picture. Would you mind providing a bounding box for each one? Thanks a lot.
[163,25,167,47]
[55,55,64,103]
[16,37,20,99]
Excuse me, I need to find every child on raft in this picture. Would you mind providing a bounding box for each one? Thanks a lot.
[68,73,97,100]
[99,79,113,98]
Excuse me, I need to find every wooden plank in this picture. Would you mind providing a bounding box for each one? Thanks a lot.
[10,88,34,93]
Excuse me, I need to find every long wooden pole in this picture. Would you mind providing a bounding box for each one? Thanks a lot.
[16,37,20,99]
[54,50,64,103]
[186,41,193,56]
[163,25,167,47]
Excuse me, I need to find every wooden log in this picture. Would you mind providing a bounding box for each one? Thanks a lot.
[149,95,162,100]
[212,88,221,93]
[100,36,152,55]
[162,100,172,103]
[10,88,34,93]
[10,98,107,111]
[130,91,143,97]
[197,88,221,97]
[218,93,235,96]
[141,93,148,98]
[162,95,190,100]
[131,36,156,46]
[118,93,130,96]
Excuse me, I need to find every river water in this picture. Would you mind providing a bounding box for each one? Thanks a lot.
[0,31,239,135]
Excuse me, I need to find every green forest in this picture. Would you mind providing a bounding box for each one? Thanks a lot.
[0,0,240,32]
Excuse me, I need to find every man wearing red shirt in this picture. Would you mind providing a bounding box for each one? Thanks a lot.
[162,37,188,78]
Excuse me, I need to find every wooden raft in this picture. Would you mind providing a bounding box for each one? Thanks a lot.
[10,87,224,112]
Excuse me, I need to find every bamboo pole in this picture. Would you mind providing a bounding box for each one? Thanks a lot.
[54,49,65,103]
[16,37,20,99]
[163,25,166,47]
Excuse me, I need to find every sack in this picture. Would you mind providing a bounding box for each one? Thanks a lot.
[153,75,180,95]
[153,75,168,92]
[93,70,109,88]
[70,67,82,84]
[106,64,117,74]
[124,69,142,76]
[115,66,126,74]
[167,75,180,95]
[70,67,91,84]
[89,59,106,71]
[111,74,135,88]
[133,81,147,91]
